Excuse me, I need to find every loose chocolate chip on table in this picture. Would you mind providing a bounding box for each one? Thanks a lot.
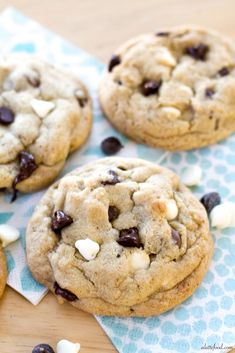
[11,151,38,202]
[0,106,15,125]
[51,210,73,233]
[108,206,120,222]
[26,75,41,88]
[54,282,78,301]
[205,88,215,98]
[185,44,209,61]
[218,67,229,77]
[101,136,123,156]
[141,80,162,96]
[108,54,121,72]
[200,192,221,214]
[171,229,181,247]
[102,170,120,185]
[156,31,170,37]
[32,343,55,353]
[117,227,142,248]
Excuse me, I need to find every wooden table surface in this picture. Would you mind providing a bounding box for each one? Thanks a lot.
[0,1,235,352]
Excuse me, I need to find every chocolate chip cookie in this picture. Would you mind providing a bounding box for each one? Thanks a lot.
[0,244,7,298]
[99,26,235,151]
[0,54,92,200]
[26,157,213,316]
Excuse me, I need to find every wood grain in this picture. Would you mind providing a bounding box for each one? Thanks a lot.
[0,0,235,352]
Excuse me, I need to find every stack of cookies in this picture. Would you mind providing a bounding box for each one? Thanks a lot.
[1,25,235,317]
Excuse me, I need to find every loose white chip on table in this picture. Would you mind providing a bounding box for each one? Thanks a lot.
[0,224,20,247]
[181,165,202,186]
[210,202,235,229]
[57,339,80,353]
[30,98,55,118]
[75,238,100,260]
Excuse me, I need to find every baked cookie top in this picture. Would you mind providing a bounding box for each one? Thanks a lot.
[26,157,212,316]
[0,244,7,298]
[0,54,92,198]
[99,26,235,151]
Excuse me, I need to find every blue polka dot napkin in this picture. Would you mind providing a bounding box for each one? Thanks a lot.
[0,7,234,353]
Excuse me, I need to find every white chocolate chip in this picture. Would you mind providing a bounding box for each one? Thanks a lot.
[210,202,235,229]
[181,165,202,186]
[160,107,181,121]
[0,224,20,247]
[75,238,100,260]
[210,203,232,229]
[57,339,80,353]
[31,98,55,118]
[157,47,176,66]
[165,199,178,220]
[131,250,150,271]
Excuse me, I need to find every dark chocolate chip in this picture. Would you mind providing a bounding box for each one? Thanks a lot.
[51,210,73,233]
[54,282,78,302]
[118,166,126,171]
[0,106,15,125]
[185,44,209,61]
[11,151,38,202]
[214,118,219,130]
[26,75,40,88]
[171,229,181,247]
[156,31,170,37]
[32,343,55,353]
[108,55,121,72]
[117,227,142,248]
[101,136,123,156]
[200,192,221,214]
[218,67,229,77]
[102,170,120,185]
[141,80,162,96]
[130,308,135,312]
[74,89,88,108]
[108,206,120,222]
[205,88,215,98]
[116,254,121,258]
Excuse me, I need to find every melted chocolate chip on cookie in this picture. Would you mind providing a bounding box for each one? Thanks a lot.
[205,88,215,98]
[171,229,181,247]
[108,206,120,222]
[185,44,209,61]
[0,106,15,125]
[108,55,121,72]
[156,31,170,37]
[117,227,142,248]
[54,282,78,301]
[74,89,88,108]
[11,151,38,202]
[141,80,162,96]
[218,67,229,77]
[102,170,120,185]
[51,210,73,233]
[26,75,41,88]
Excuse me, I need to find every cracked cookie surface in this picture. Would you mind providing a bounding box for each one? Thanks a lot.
[0,54,92,196]
[99,26,235,151]
[0,245,7,298]
[26,157,213,316]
